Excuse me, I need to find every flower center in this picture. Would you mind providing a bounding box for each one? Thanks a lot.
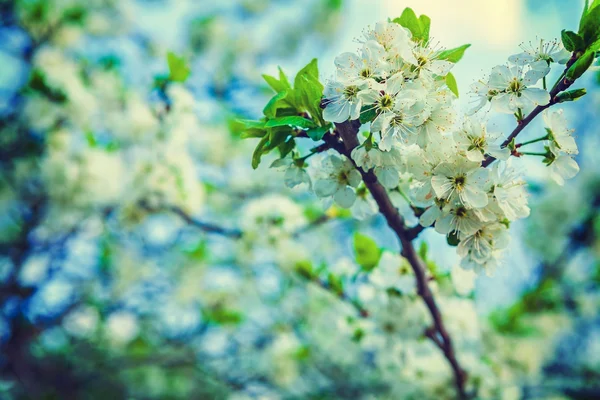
[507,78,523,94]
[417,56,428,67]
[391,115,404,126]
[344,85,360,100]
[360,67,372,78]
[487,89,499,100]
[377,94,394,112]
[455,206,468,218]
[468,136,486,151]
[338,170,349,183]
[452,174,467,190]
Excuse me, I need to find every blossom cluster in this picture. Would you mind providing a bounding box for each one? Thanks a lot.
[292,23,579,274]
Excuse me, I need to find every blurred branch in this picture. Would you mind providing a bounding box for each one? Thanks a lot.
[167,205,243,239]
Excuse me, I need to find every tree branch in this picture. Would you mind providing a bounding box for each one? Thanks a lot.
[324,121,468,399]
[482,55,580,168]
[167,205,243,238]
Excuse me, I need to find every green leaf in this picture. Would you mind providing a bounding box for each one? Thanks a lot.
[580,0,590,32]
[306,125,331,141]
[293,59,324,123]
[579,3,600,47]
[85,131,97,147]
[359,105,377,124]
[167,52,191,82]
[267,128,292,151]
[264,116,317,129]
[262,74,287,93]
[295,260,314,279]
[206,307,244,325]
[447,232,460,247]
[445,72,459,97]
[393,8,422,41]
[251,136,269,169]
[418,241,429,261]
[328,273,344,296]
[278,138,296,158]
[279,67,292,90]
[561,30,584,52]
[238,119,267,139]
[353,233,381,271]
[566,50,595,80]
[437,44,471,63]
[419,14,431,43]
[262,68,292,93]
[263,90,289,118]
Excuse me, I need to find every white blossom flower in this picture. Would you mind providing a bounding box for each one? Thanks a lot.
[431,158,490,209]
[369,251,416,294]
[457,223,510,275]
[487,161,530,221]
[313,154,362,208]
[453,117,510,162]
[509,38,570,67]
[351,146,383,170]
[548,154,580,186]
[335,40,389,84]
[486,62,550,113]
[351,188,378,220]
[411,44,454,78]
[363,21,417,66]
[270,157,311,189]
[322,80,368,123]
[470,62,550,114]
[241,194,306,240]
[543,109,577,154]
[434,203,487,237]
[543,109,579,185]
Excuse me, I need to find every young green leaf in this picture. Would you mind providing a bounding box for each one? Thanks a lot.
[262,74,287,93]
[561,30,585,52]
[167,52,191,82]
[306,125,331,141]
[393,8,422,41]
[579,3,600,47]
[278,138,295,158]
[252,136,269,169]
[293,59,324,124]
[419,14,431,43]
[359,105,377,124]
[263,90,289,118]
[264,116,316,129]
[267,128,293,153]
[438,44,471,63]
[445,72,459,97]
[353,233,381,271]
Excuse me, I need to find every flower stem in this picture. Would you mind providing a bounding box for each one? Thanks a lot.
[520,151,547,157]
[517,134,549,147]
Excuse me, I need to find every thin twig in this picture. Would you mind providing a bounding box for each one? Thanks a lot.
[481,54,580,168]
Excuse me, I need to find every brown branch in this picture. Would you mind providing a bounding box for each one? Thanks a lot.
[324,121,468,399]
[481,54,580,168]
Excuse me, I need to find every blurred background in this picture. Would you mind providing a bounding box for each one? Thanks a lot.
[0,0,599,399]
